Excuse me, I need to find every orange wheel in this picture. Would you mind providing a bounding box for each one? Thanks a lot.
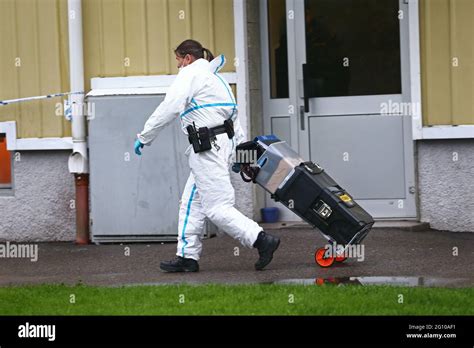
[315,247,335,267]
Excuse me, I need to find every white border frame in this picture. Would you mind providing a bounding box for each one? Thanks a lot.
[408,0,423,140]
[233,0,250,138]
[15,137,73,150]
[0,121,73,150]
[0,121,17,151]
[90,73,237,90]
[420,125,474,139]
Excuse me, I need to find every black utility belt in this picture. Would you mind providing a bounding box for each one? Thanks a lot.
[186,119,235,153]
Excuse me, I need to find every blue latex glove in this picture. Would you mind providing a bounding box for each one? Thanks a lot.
[231,163,242,173]
[134,139,144,155]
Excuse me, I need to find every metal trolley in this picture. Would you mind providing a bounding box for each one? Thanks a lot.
[235,135,374,267]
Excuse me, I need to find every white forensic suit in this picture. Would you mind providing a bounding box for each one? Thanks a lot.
[137,55,263,261]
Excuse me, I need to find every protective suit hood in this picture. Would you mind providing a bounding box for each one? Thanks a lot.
[208,54,226,73]
[182,54,225,73]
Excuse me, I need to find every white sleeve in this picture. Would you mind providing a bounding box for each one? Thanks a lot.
[137,69,196,145]
[233,114,248,146]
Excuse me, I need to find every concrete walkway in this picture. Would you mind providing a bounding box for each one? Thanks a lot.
[1,227,473,287]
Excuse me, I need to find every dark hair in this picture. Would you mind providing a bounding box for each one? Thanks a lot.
[174,39,214,62]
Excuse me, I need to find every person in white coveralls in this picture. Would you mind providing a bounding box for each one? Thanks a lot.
[134,40,280,272]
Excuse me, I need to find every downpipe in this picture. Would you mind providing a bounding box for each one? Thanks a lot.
[74,173,89,245]
[67,0,90,244]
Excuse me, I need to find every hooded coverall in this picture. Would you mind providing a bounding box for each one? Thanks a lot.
[137,55,263,261]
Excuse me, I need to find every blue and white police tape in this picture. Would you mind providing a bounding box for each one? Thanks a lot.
[0,91,84,106]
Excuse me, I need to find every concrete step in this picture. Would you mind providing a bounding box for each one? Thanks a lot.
[372,220,430,231]
[261,220,430,232]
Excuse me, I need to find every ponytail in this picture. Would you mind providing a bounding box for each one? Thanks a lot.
[202,47,214,61]
[175,39,215,62]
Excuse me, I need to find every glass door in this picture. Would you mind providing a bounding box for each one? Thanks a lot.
[261,0,416,219]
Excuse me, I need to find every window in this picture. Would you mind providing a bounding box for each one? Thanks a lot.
[268,0,289,99]
[0,134,12,189]
[304,0,402,97]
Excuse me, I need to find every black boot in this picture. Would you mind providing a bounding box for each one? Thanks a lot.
[160,256,199,272]
[253,231,280,270]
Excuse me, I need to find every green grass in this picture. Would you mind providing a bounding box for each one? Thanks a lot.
[0,284,472,315]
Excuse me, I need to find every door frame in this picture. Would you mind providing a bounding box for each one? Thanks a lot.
[260,0,418,219]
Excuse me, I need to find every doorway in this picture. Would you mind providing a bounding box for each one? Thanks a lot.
[260,0,416,220]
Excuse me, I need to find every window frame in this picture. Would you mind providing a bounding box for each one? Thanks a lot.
[0,122,16,195]
[0,147,13,191]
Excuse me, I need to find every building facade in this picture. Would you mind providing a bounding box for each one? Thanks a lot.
[0,0,472,242]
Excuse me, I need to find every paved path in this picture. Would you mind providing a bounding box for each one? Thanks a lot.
[1,228,473,287]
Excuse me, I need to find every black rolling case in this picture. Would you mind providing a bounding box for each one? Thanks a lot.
[235,135,374,266]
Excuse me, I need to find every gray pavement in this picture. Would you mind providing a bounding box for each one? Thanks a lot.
[1,227,473,287]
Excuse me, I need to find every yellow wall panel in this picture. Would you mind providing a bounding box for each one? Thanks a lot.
[100,0,126,76]
[212,0,235,72]
[0,0,70,138]
[4,0,472,137]
[420,0,474,125]
[420,0,451,125]
[16,0,42,138]
[0,0,21,127]
[83,0,235,78]
[0,0,235,139]
[167,0,192,73]
[145,0,171,74]
[37,0,64,137]
[450,0,473,125]
[123,0,148,75]
[83,0,103,82]
[190,0,214,52]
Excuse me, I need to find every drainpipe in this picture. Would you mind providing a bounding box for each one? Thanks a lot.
[67,0,89,244]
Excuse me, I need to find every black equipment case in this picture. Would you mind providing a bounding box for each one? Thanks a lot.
[235,135,374,265]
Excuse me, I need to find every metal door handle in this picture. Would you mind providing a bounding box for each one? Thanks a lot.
[300,105,305,131]
[302,63,310,113]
